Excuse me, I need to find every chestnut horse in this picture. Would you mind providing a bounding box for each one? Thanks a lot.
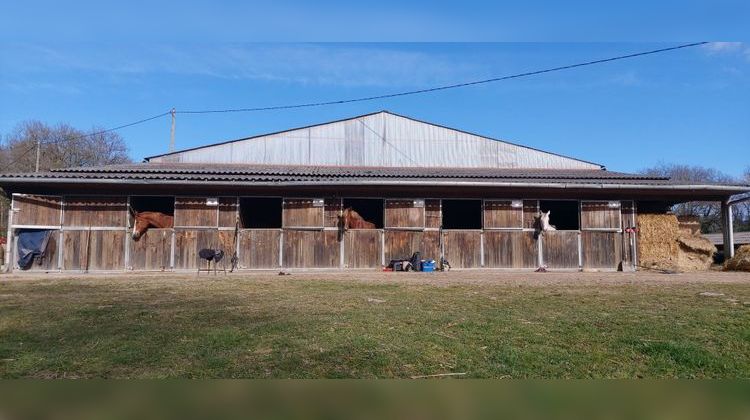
[132,211,174,239]
[337,207,375,240]
[339,207,376,230]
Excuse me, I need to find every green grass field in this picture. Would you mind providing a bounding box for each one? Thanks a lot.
[0,272,748,378]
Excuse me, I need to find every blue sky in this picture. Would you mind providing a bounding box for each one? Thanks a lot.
[1,3,749,177]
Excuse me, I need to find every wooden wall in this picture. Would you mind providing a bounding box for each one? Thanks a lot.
[283,230,339,268]
[280,198,338,268]
[523,200,539,229]
[484,200,522,228]
[218,198,238,227]
[283,198,324,227]
[385,199,424,228]
[425,199,441,229]
[345,230,382,268]
[64,197,127,227]
[581,201,621,230]
[484,231,538,268]
[541,231,580,269]
[580,200,624,270]
[175,197,218,227]
[62,230,126,271]
[443,230,482,268]
[129,228,172,271]
[12,232,60,271]
[8,194,634,272]
[384,230,440,262]
[620,201,636,269]
[173,229,235,270]
[581,231,622,269]
[238,229,280,269]
[14,195,61,226]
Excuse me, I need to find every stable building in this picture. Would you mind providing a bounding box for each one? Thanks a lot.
[1,111,747,273]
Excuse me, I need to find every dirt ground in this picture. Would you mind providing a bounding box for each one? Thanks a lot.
[1,269,748,286]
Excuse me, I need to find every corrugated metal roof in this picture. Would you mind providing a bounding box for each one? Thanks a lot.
[704,232,750,246]
[2,164,748,195]
[3,163,658,182]
[144,111,605,170]
[0,162,733,183]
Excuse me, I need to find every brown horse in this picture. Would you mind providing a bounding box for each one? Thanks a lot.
[339,207,376,230]
[132,211,174,239]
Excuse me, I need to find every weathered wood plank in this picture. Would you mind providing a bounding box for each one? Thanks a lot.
[384,230,440,263]
[13,195,61,226]
[218,197,238,227]
[238,229,281,269]
[581,231,622,269]
[345,230,382,268]
[484,200,522,228]
[282,230,339,268]
[385,199,424,228]
[523,200,539,229]
[483,230,538,268]
[324,198,343,228]
[283,199,324,228]
[129,228,172,271]
[173,229,226,270]
[425,199,441,229]
[174,197,219,227]
[63,197,127,227]
[620,200,635,268]
[63,230,125,271]
[541,231,579,269]
[443,230,482,268]
[580,201,621,230]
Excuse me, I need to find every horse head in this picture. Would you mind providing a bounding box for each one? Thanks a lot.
[132,213,149,240]
[131,211,174,240]
[337,207,350,230]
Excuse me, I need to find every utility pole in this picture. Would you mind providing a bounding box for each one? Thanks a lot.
[169,108,176,153]
[34,136,41,172]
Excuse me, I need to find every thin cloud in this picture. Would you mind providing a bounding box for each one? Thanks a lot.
[3,44,489,88]
[702,41,744,53]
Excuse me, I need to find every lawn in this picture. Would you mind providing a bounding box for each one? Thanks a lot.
[0,271,748,378]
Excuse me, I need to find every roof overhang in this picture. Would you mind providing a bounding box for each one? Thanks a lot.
[1,176,746,202]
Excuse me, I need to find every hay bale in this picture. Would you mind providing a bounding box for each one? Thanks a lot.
[637,213,717,271]
[724,245,750,272]
[677,215,701,235]
[637,213,679,269]
[676,234,716,271]
[677,234,716,255]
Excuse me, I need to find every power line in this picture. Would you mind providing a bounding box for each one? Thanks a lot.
[42,111,172,145]
[1,41,708,168]
[3,143,38,171]
[3,111,171,170]
[177,42,708,115]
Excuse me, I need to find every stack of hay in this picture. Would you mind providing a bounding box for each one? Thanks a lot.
[724,245,750,272]
[637,213,716,272]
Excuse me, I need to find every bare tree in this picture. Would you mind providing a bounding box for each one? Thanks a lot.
[733,167,750,232]
[1,120,132,240]
[2,120,130,172]
[640,163,737,233]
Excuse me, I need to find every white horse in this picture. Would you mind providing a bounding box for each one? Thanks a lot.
[539,210,556,232]
[534,210,556,239]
